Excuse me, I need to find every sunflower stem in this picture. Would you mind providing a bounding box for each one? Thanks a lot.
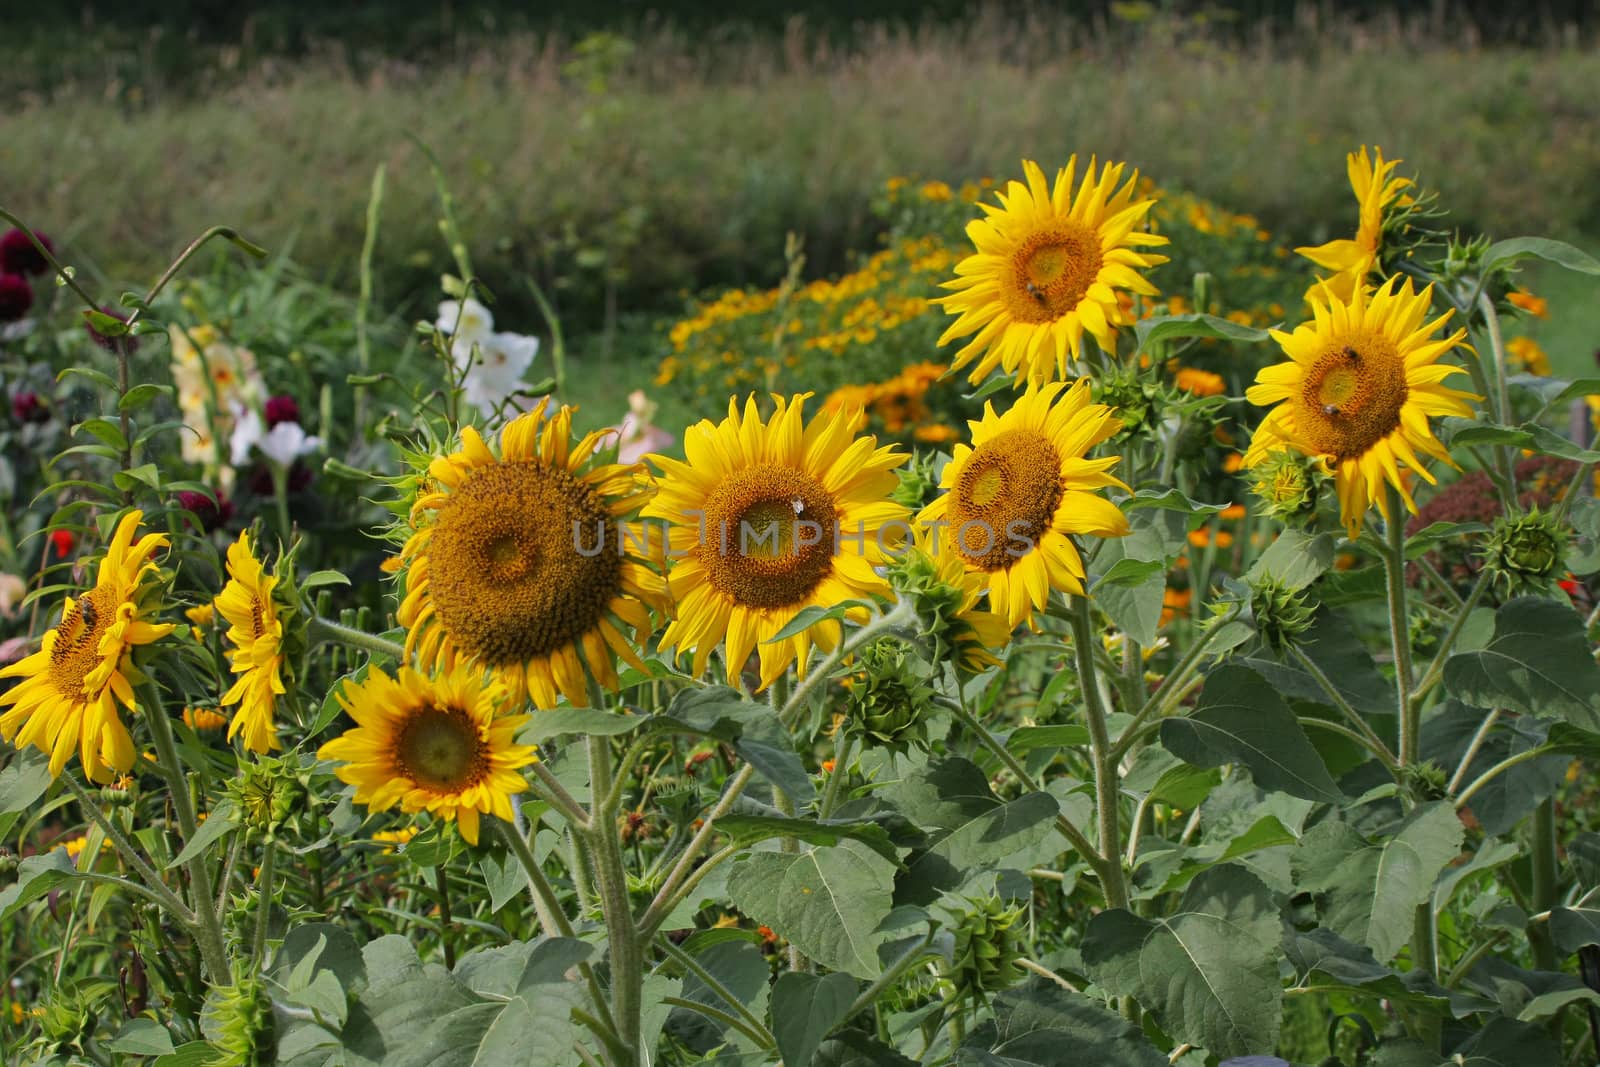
[61,774,197,926]
[307,616,405,662]
[1382,486,1417,767]
[1112,606,1237,761]
[637,764,756,940]
[253,838,277,966]
[585,734,643,1067]
[139,682,231,983]
[496,816,572,937]
[1070,594,1128,912]
[1288,646,1399,770]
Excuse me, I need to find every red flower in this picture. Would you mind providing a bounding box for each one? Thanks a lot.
[0,229,52,277]
[10,390,47,424]
[264,394,301,428]
[0,274,31,323]
[176,489,234,532]
[49,529,75,558]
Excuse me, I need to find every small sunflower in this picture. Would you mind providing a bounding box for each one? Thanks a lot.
[1295,146,1412,302]
[1244,276,1474,538]
[398,404,663,709]
[888,533,1011,674]
[214,531,286,754]
[0,512,175,782]
[643,394,908,689]
[317,664,536,845]
[937,158,1169,385]
[919,381,1129,628]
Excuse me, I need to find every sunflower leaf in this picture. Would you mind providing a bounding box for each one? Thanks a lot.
[766,600,876,644]
[1481,237,1600,277]
[1135,313,1272,350]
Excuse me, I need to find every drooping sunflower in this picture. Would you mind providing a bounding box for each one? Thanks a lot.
[0,511,175,782]
[937,158,1169,386]
[1244,276,1474,538]
[1295,146,1412,302]
[398,404,663,709]
[317,664,534,845]
[919,381,1129,628]
[213,530,286,754]
[643,394,908,689]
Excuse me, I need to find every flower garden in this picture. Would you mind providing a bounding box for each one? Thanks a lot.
[4,69,1600,1067]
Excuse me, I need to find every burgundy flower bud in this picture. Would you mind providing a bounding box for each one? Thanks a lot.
[85,306,138,353]
[176,489,234,532]
[264,394,301,428]
[0,229,52,277]
[0,274,31,323]
[11,390,48,424]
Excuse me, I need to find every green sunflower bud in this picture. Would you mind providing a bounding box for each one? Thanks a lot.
[1403,760,1449,804]
[1482,509,1567,596]
[1249,575,1317,652]
[944,895,1026,1004]
[202,968,273,1066]
[890,450,941,511]
[887,549,982,668]
[844,639,934,754]
[1248,450,1326,526]
[1095,364,1159,435]
[227,754,319,841]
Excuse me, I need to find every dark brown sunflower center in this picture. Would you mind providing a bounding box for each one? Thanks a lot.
[1005,223,1105,324]
[1296,336,1408,460]
[427,461,621,665]
[394,703,487,792]
[48,587,117,697]
[946,430,1063,572]
[696,464,839,609]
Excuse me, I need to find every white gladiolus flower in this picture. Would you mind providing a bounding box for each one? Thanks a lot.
[436,298,494,347]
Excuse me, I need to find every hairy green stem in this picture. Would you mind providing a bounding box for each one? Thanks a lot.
[307,616,405,661]
[1113,608,1236,760]
[1446,709,1502,796]
[1531,798,1559,972]
[1383,487,1417,766]
[496,817,572,938]
[139,683,230,983]
[254,840,277,966]
[61,775,196,924]
[655,937,775,1047]
[586,735,642,1067]
[1413,570,1490,704]
[1454,745,1557,810]
[1289,646,1399,769]
[1070,595,1127,910]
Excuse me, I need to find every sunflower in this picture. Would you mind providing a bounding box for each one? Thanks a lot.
[643,394,908,689]
[1244,276,1474,538]
[919,381,1129,628]
[214,531,286,753]
[398,404,663,709]
[937,158,1169,386]
[0,511,174,782]
[1295,146,1412,302]
[317,664,534,845]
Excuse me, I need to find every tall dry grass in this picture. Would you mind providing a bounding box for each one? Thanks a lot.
[3,11,1598,327]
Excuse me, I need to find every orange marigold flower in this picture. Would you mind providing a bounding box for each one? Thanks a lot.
[1174,367,1226,397]
[1508,289,1549,319]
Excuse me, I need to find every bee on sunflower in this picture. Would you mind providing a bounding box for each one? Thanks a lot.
[0,511,174,782]
[918,380,1129,629]
[1244,276,1475,538]
[643,394,908,690]
[937,158,1169,385]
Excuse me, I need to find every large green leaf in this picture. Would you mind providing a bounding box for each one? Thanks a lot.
[1444,597,1600,729]
[772,972,859,1067]
[1283,927,1448,1011]
[1421,701,1565,835]
[1549,907,1600,955]
[274,935,590,1067]
[1161,665,1342,803]
[1082,865,1282,1058]
[814,1029,921,1066]
[1135,313,1272,348]
[957,983,1166,1066]
[727,840,897,978]
[884,758,1061,905]
[0,849,78,921]
[1481,236,1600,277]
[0,750,53,843]
[1094,571,1168,647]
[1292,802,1464,961]
[673,940,773,1051]
[1247,530,1335,591]
[1448,1017,1561,1065]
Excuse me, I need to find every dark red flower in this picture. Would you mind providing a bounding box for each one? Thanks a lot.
[0,274,31,323]
[0,229,52,277]
[176,489,234,532]
[10,390,47,424]
[49,529,75,558]
[85,306,138,353]
[264,394,301,428]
